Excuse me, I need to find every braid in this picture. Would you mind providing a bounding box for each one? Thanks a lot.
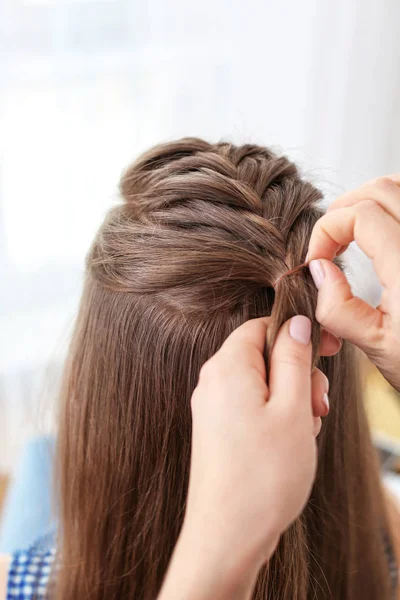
[58,138,392,600]
[90,139,322,360]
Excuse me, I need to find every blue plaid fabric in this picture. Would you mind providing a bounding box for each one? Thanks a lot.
[6,538,56,599]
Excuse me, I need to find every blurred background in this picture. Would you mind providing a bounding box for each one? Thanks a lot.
[1,0,400,525]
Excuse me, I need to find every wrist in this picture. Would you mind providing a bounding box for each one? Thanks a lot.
[181,510,282,572]
[158,520,280,600]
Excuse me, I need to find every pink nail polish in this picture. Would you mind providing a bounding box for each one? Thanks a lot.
[289,315,311,345]
[323,393,330,413]
[309,260,325,289]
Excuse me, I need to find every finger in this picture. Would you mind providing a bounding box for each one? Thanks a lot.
[309,259,384,351]
[268,316,313,420]
[311,368,329,418]
[210,317,271,380]
[327,175,400,223]
[319,329,342,357]
[307,200,400,289]
[195,318,272,413]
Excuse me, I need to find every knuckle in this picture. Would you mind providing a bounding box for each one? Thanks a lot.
[371,175,395,192]
[198,358,215,382]
[281,408,313,437]
[357,198,380,216]
[278,348,310,370]
[198,354,229,383]
[315,301,335,328]
[315,276,348,327]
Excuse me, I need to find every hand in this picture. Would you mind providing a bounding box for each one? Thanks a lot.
[307,175,400,391]
[159,316,335,600]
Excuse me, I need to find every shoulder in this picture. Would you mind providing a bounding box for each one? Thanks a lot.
[0,554,11,600]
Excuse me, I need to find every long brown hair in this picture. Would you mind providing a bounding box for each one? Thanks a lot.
[54,138,393,599]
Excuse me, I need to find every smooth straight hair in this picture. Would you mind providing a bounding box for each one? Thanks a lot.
[54,138,393,599]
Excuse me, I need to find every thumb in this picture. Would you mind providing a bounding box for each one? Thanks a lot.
[309,259,383,351]
[269,316,313,420]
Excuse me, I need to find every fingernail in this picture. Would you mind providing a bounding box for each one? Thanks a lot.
[309,260,325,289]
[322,393,330,413]
[289,315,311,345]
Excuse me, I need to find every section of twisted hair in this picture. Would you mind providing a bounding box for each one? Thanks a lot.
[89,137,323,359]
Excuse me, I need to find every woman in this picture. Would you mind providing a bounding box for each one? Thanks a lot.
[1,139,399,599]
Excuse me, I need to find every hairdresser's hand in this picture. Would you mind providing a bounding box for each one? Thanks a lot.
[159,316,332,600]
[307,174,400,391]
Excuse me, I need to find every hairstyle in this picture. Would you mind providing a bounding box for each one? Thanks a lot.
[54,138,393,599]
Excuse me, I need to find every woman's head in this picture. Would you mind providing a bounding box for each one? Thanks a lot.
[55,139,392,599]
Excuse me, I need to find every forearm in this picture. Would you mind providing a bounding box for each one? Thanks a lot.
[158,525,276,600]
[158,557,258,600]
